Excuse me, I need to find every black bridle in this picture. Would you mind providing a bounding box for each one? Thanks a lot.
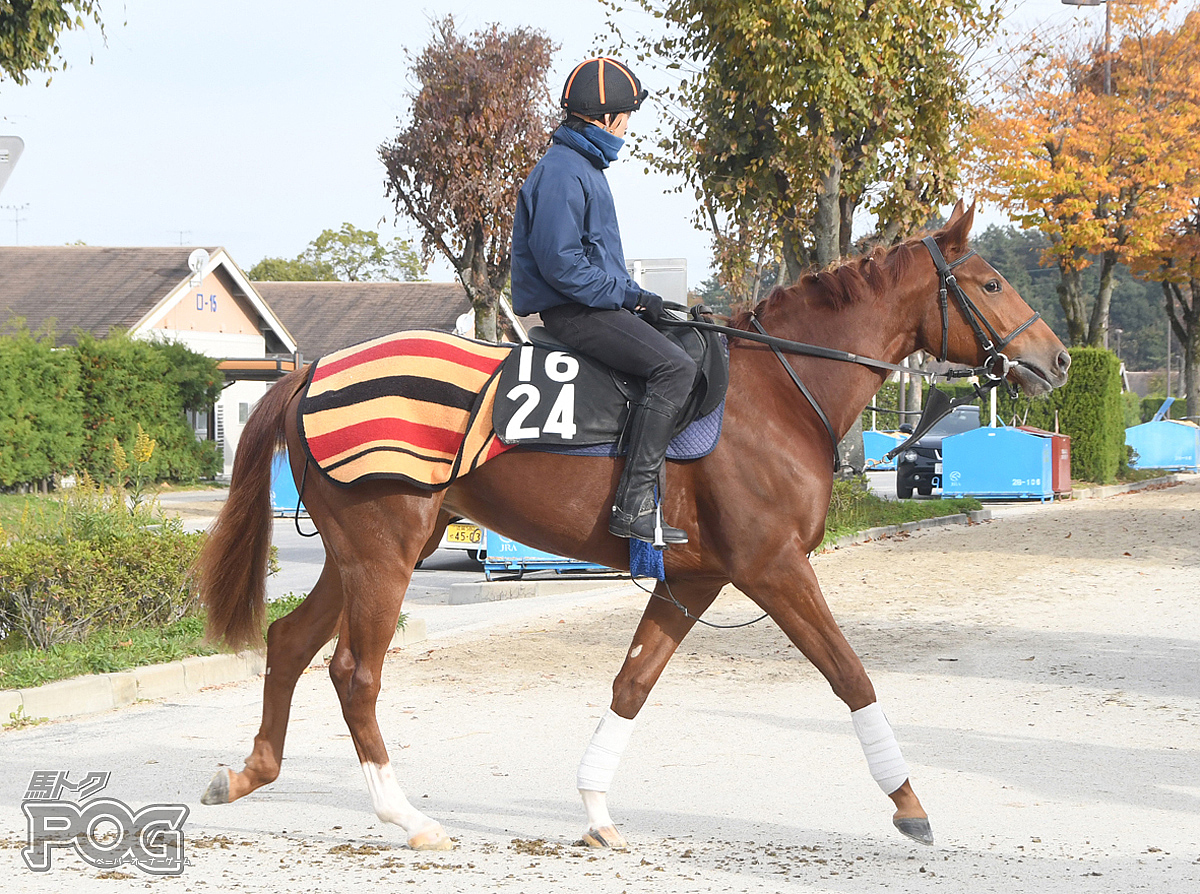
[660,237,1043,471]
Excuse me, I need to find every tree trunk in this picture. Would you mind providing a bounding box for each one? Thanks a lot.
[1167,279,1200,421]
[780,228,807,287]
[454,220,499,343]
[838,193,857,258]
[906,352,924,412]
[1087,249,1117,348]
[812,155,843,268]
[1056,259,1088,346]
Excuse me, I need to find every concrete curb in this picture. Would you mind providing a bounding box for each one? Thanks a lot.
[1070,472,1195,500]
[822,509,992,551]
[448,578,633,605]
[3,619,426,726]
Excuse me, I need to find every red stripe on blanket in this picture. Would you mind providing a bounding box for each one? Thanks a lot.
[307,416,465,462]
[313,337,504,383]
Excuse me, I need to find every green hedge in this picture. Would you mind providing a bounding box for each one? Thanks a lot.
[0,329,83,487]
[74,333,220,483]
[0,328,221,487]
[1139,394,1188,423]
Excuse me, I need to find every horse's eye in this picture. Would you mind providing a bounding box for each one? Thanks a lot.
[984,279,1002,293]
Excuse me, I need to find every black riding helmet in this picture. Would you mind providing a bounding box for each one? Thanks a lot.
[561,57,648,118]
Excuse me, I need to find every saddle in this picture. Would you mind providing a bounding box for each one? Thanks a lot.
[492,305,729,453]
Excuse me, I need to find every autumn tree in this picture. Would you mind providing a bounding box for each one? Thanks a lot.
[606,0,999,294]
[250,223,424,282]
[381,17,556,342]
[0,0,103,86]
[972,0,1200,349]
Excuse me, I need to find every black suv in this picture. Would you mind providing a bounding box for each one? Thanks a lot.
[894,405,981,499]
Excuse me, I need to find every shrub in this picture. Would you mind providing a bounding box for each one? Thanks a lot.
[0,476,203,650]
[0,326,83,487]
[73,332,220,482]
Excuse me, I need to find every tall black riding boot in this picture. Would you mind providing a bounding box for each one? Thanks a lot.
[609,393,689,545]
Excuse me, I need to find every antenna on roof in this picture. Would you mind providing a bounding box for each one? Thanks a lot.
[188,248,210,287]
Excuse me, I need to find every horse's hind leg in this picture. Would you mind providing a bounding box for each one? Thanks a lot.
[324,492,452,851]
[577,579,721,848]
[202,559,344,805]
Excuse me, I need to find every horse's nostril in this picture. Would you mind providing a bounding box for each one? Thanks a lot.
[1057,350,1071,373]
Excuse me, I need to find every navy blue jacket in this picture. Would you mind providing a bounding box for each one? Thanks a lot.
[511,126,647,315]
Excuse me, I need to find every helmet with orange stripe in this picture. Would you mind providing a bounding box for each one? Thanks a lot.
[560,57,648,118]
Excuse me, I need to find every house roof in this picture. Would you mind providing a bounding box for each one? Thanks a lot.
[0,246,296,354]
[0,246,217,341]
[252,281,473,361]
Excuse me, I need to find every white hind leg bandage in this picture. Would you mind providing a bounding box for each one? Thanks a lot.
[576,709,635,792]
[851,702,910,795]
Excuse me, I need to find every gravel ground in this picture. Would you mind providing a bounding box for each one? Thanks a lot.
[2,479,1198,893]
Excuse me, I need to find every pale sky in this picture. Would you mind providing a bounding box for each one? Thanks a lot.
[0,0,1099,288]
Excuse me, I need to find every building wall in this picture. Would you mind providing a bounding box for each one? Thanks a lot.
[153,268,261,337]
[144,265,272,480]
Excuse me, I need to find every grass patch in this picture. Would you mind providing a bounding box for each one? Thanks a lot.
[0,493,48,530]
[821,477,982,550]
[1115,466,1170,484]
[0,593,412,692]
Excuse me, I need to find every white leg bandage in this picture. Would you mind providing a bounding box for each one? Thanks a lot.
[361,762,438,834]
[576,709,635,792]
[851,702,910,795]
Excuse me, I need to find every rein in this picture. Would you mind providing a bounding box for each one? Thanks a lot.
[659,238,1042,471]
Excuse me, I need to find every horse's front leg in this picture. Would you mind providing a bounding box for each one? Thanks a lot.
[577,579,721,848]
[736,549,932,845]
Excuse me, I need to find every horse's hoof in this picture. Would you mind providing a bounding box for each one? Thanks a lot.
[578,826,628,850]
[200,769,231,805]
[893,816,934,845]
[407,825,453,851]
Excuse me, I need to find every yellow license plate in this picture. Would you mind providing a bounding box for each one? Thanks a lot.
[446,523,481,544]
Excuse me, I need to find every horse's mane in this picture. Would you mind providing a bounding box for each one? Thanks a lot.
[726,236,925,331]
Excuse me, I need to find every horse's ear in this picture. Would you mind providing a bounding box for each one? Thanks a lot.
[940,201,976,258]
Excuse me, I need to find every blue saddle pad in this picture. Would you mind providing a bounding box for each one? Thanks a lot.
[528,399,725,461]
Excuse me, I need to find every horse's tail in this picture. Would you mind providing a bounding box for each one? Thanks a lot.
[198,364,311,651]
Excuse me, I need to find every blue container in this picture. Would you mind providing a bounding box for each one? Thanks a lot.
[270,451,306,516]
[942,427,1054,501]
[862,430,904,471]
[1125,420,1200,470]
[482,530,610,580]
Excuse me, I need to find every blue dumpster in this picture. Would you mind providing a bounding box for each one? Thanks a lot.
[862,430,904,470]
[271,451,306,516]
[942,427,1054,501]
[1125,420,1199,470]
[482,530,610,580]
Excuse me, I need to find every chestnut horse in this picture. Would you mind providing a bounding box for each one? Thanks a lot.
[197,204,1069,851]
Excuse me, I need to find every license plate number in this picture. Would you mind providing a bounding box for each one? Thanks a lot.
[446,523,481,544]
[934,462,943,474]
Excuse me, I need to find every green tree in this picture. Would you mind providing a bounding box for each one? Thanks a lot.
[607,0,999,289]
[381,17,557,342]
[249,223,424,282]
[0,0,103,86]
[248,256,337,282]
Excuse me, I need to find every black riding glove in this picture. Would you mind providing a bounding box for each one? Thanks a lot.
[635,291,665,324]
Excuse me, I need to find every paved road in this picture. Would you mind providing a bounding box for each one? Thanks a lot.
[3,480,1198,893]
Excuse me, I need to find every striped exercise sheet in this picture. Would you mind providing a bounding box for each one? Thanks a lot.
[297,330,516,488]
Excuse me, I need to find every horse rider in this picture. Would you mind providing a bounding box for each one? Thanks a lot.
[511,57,696,546]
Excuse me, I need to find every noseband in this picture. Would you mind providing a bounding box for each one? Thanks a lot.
[659,238,1044,471]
